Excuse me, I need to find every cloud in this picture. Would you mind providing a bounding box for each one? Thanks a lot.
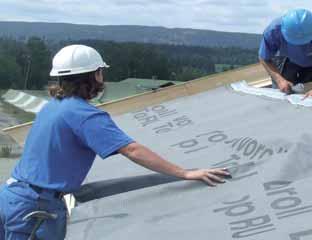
[1,0,312,33]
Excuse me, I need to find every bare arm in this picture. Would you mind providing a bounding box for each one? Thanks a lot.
[259,59,293,93]
[118,142,231,186]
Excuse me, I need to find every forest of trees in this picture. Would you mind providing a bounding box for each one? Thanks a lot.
[0,37,258,90]
[0,37,50,89]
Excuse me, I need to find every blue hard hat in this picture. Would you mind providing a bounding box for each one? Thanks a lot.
[281,9,312,45]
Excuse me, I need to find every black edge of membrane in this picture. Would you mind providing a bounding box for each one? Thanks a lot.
[74,169,233,203]
[73,173,182,203]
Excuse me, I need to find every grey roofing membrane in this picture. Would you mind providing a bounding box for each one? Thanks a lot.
[67,86,312,240]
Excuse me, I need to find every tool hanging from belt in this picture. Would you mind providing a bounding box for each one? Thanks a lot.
[6,178,62,240]
[23,211,58,240]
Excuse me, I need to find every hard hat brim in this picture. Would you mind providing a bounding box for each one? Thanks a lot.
[282,29,312,45]
[50,62,110,77]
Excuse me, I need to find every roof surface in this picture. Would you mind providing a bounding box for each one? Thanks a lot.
[66,85,312,240]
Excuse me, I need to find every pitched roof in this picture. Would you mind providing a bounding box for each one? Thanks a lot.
[66,82,312,240]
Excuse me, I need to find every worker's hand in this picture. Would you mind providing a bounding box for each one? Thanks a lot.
[277,79,293,93]
[302,90,312,100]
[183,168,231,186]
[277,78,293,93]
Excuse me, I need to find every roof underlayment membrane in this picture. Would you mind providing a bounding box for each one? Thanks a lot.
[66,85,312,240]
[2,64,312,239]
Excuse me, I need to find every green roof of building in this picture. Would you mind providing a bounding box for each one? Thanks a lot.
[94,78,182,104]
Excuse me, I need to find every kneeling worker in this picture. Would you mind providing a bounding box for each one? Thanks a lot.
[259,8,312,96]
[0,45,230,239]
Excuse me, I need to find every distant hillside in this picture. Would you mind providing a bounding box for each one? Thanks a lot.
[0,21,261,49]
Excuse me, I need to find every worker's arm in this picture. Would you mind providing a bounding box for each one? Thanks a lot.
[259,59,293,93]
[118,142,230,186]
[303,90,312,99]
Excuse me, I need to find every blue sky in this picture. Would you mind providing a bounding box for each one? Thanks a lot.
[1,0,312,33]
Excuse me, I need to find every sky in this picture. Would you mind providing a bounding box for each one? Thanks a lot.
[1,0,312,34]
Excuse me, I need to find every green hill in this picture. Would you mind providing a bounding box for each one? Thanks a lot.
[0,21,261,49]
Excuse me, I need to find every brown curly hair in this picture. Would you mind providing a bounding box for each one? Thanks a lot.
[49,70,104,100]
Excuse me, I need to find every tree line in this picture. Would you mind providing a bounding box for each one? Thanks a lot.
[0,37,258,90]
[0,37,50,89]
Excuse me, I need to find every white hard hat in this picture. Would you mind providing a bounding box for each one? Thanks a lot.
[50,45,109,77]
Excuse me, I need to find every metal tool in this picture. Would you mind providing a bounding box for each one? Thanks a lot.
[23,211,58,240]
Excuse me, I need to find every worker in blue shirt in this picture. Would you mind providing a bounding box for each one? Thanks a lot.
[0,45,230,240]
[259,8,312,95]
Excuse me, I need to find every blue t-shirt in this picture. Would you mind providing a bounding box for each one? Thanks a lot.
[259,17,312,67]
[12,97,134,192]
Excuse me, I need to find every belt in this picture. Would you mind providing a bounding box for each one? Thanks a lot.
[6,178,64,199]
[29,184,64,199]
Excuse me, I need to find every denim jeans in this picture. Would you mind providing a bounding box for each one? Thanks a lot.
[0,213,4,240]
[0,181,67,240]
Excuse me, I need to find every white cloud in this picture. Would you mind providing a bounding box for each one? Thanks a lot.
[1,0,312,33]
